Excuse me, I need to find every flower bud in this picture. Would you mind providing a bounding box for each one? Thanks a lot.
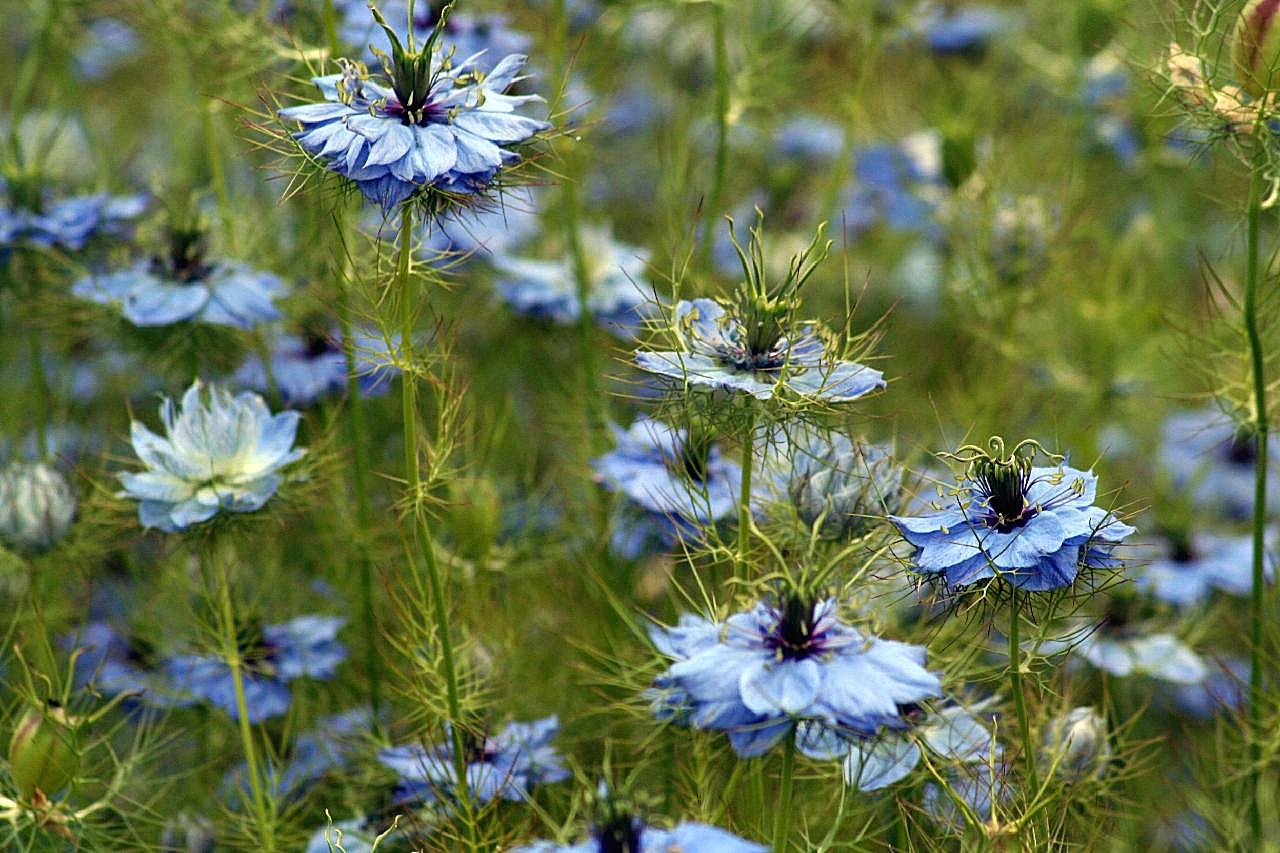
[1041,706,1110,781]
[791,435,902,539]
[447,475,502,561]
[0,461,76,552]
[8,702,79,800]
[1235,0,1280,98]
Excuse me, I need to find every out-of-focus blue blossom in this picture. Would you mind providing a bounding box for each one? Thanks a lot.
[1041,706,1110,781]
[68,622,195,710]
[1160,409,1280,521]
[892,444,1135,591]
[600,84,667,137]
[592,418,741,551]
[73,255,287,330]
[0,182,144,252]
[923,762,1013,830]
[165,616,347,723]
[637,298,885,401]
[419,187,540,260]
[774,117,846,163]
[1136,531,1275,606]
[649,597,942,757]
[1080,50,1139,164]
[350,328,404,396]
[74,18,140,80]
[234,331,349,406]
[338,3,532,74]
[1035,625,1206,684]
[512,820,768,853]
[494,224,654,337]
[378,715,569,804]
[1170,656,1248,718]
[838,131,945,240]
[798,702,998,791]
[229,708,373,801]
[913,4,1008,55]
[118,380,305,533]
[279,15,549,212]
[0,460,76,552]
[776,428,903,539]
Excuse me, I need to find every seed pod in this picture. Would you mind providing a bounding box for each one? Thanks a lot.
[1235,0,1280,98]
[8,702,79,800]
[0,461,76,552]
[1041,706,1110,781]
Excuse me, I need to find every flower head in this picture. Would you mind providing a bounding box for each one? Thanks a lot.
[118,380,305,532]
[891,438,1135,591]
[377,715,568,804]
[1035,621,1207,685]
[1160,408,1280,521]
[165,615,347,723]
[1136,530,1276,606]
[1041,706,1110,781]
[278,5,550,212]
[494,223,654,337]
[0,175,143,253]
[234,331,349,407]
[637,222,884,402]
[513,822,767,853]
[649,596,942,757]
[0,460,76,552]
[782,429,903,539]
[339,2,532,75]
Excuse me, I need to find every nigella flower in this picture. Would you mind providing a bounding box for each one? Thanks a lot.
[649,596,942,757]
[779,428,904,539]
[923,762,1014,831]
[797,701,998,792]
[912,4,1008,55]
[838,131,946,240]
[513,821,767,853]
[0,176,144,253]
[228,708,374,802]
[0,460,76,552]
[234,331,349,406]
[636,223,884,402]
[1136,530,1276,606]
[1169,656,1248,718]
[377,716,569,805]
[74,17,140,80]
[166,616,347,723]
[278,7,550,212]
[117,380,305,532]
[338,2,532,75]
[419,186,540,260]
[1033,621,1207,685]
[494,223,654,337]
[891,438,1135,592]
[68,622,195,711]
[72,221,286,329]
[773,116,846,163]
[1160,408,1280,521]
[592,418,741,550]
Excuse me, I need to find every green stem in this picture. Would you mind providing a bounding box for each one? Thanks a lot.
[322,0,340,59]
[202,100,234,250]
[27,327,50,461]
[1245,155,1268,848]
[736,408,756,578]
[773,729,796,852]
[208,543,273,851]
[701,1,730,273]
[337,246,382,729]
[1008,592,1038,799]
[396,209,476,843]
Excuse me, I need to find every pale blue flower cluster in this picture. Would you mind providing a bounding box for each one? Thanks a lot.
[513,821,767,853]
[1137,531,1276,606]
[73,259,287,329]
[1160,409,1280,521]
[118,380,305,532]
[0,186,144,252]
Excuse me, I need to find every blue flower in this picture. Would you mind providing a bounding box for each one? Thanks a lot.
[278,11,550,212]
[0,183,144,252]
[74,17,140,80]
[592,418,741,550]
[513,821,768,853]
[891,440,1135,591]
[67,622,195,711]
[915,5,1008,55]
[338,3,532,75]
[228,708,374,802]
[118,380,305,532]
[1136,531,1275,606]
[494,224,654,337]
[1034,624,1206,684]
[1160,408,1280,521]
[923,763,1014,830]
[778,428,903,539]
[165,615,347,723]
[636,299,885,401]
[377,715,569,805]
[1169,656,1248,718]
[774,116,846,163]
[234,331,349,406]
[649,597,942,757]
[419,186,540,260]
[837,133,945,239]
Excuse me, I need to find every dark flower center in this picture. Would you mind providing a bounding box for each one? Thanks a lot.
[304,329,335,358]
[595,813,644,853]
[458,728,499,764]
[763,595,825,661]
[1226,428,1257,466]
[124,633,159,668]
[153,226,210,283]
[669,425,714,482]
[235,619,280,671]
[385,95,447,127]
[972,457,1038,533]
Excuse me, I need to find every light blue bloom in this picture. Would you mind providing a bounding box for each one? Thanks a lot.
[1169,656,1248,718]
[165,615,347,723]
[915,5,1008,55]
[637,298,885,401]
[0,460,76,552]
[378,715,569,805]
[68,622,195,711]
[118,380,305,532]
[1035,624,1207,684]
[278,11,550,212]
[513,821,768,853]
[74,18,140,80]
[592,418,741,550]
[1160,408,1280,521]
[0,183,144,252]
[774,116,846,162]
[779,428,903,539]
[891,441,1135,591]
[649,597,942,758]
[420,186,540,260]
[837,132,945,239]
[73,258,287,329]
[494,224,654,337]
[923,763,1013,830]
[234,332,349,406]
[1136,531,1276,606]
